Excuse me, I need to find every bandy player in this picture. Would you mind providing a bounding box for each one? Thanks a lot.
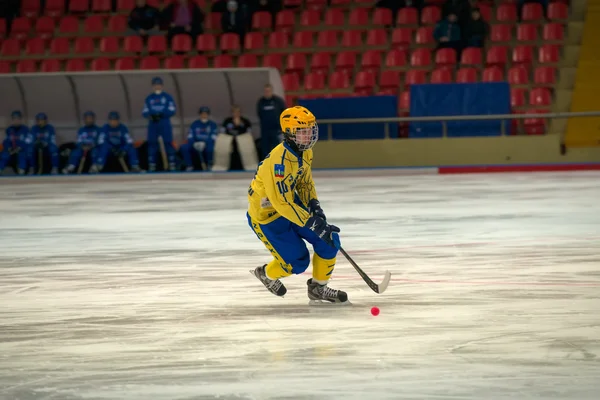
[247,106,348,304]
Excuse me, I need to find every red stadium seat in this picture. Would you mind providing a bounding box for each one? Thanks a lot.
[214,54,234,68]
[306,0,327,10]
[262,54,283,69]
[399,90,410,110]
[435,48,457,67]
[324,9,345,27]
[482,66,504,82]
[117,0,135,12]
[524,110,548,135]
[348,8,369,27]
[293,31,314,49]
[522,3,544,21]
[0,19,6,39]
[461,47,482,65]
[341,30,362,48]
[373,8,393,26]
[421,6,441,25]
[397,8,418,25]
[516,24,538,42]
[299,10,321,28]
[490,24,512,43]
[50,37,70,56]
[282,73,300,91]
[366,29,387,47]
[539,44,560,64]
[354,70,376,95]
[115,57,135,70]
[108,15,128,34]
[45,0,65,17]
[543,23,564,41]
[268,31,289,51]
[99,36,120,54]
[379,70,400,92]
[68,0,88,13]
[124,36,143,53]
[10,17,32,40]
[1,39,20,57]
[329,71,350,90]
[548,2,568,21]
[496,4,517,22]
[22,0,41,18]
[430,68,452,84]
[26,38,46,56]
[410,48,432,67]
[146,0,160,8]
[237,54,258,68]
[286,53,307,74]
[35,17,55,40]
[0,61,11,73]
[92,0,112,13]
[335,51,357,73]
[478,3,492,21]
[91,57,111,71]
[165,56,185,69]
[361,50,382,71]
[415,27,434,45]
[197,33,217,52]
[59,16,79,35]
[17,60,38,73]
[486,46,508,66]
[511,88,527,108]
[534,66,556,86]
[205,12,221,32]
[147,35,167,53]
[456,67,478,83]
[84,16,105,35]
[220,33,240,52]
[276,10,295,31]
[316,30,338,48]
[284,0,303,7]
[391,28,413,47]
[304,72,326,91]
[330,0,351,6]
[65,58,86,71]
[188,55,208,68]
[140,56,161,70]
[385,48,407,68]
[242,32,263,52]
[310,52,331,74]
[40,59,61,72]
[74,37,95,55]
[405,69,427,86]
[512,45,534,66]
[529,87,552,106]
[252,11,272,30]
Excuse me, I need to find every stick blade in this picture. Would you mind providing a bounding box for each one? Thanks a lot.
[376,270,392,294]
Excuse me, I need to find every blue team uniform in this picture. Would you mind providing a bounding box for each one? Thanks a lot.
[67,124,102,169]
[0,124,31,172]
[180,119,218,169]
[95,123,139,169]
[31,123,59,170]
[142,91,176,168]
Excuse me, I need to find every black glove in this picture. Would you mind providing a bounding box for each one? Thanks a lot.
[305,215,340,248]
[150,114,162,122]
[308,199,326,220]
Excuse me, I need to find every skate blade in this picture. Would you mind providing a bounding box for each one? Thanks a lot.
[249,270,285,298]
[308,300,352,306]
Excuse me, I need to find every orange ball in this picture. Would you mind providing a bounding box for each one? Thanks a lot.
[371,306,380,316]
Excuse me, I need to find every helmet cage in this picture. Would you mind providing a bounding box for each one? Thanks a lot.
[286,123,318,152]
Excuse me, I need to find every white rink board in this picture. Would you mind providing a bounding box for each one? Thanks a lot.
[1,171,600,399]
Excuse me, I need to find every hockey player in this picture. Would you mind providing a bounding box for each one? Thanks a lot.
[180,106,218,171]
[0,111,30,175]
[92,111,142,173]
[62,111,102,174]
[30,113,59,175]
[247,106,347,304]
[142,76,177,172]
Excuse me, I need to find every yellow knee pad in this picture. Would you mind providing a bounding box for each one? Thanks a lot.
[312,254,336,284]
[265,259,293,280]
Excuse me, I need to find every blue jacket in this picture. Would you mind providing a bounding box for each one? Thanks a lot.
[187,119,218,145]
[31,124,57,146]
[3,125,31,150]
[100,123,134,147]
[434,20,461,42]
[257,95,286,130]
[76,125,102,147]
[142,92,176,120]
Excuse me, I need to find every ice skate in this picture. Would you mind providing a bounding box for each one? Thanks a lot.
[62,165,75,174]
[169,163,176,171]
[307,279,350,305]
[17,168,25,175]
[250,265,287,297]
[131,165,144,173]
[185,166,194,172]
[89,164,100,174]
[148,163,156,172]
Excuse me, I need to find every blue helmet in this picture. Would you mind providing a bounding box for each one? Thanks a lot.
[108,111,120,121]
[199,106,211,115]
[151,76,163,85]
[11,110,23,119]
[35,112,48,121]
[83,111,96,119]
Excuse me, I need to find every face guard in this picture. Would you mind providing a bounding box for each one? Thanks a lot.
[290,123,319,151]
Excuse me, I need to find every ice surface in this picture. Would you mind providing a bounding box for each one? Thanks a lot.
[1,171,600,400]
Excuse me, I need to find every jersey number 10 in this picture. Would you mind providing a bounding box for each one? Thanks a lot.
[276,181,289,195]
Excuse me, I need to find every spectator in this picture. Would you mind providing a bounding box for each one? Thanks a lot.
[376,0,424,16]
[211,0,228,12]
[163,0,205,43]
[0,110,29,176]
[256,83,286,160]
[62,111,102,174]
[30,113,59,175]
[127,0,161,37]
[434,13,462,53]
[0,0,20,35]
[464,8,488,48]
[181,106,219,172]
[221,0,247,44]
[92,112,142,173]
[249,0,282,27]
[442,0,471,25]
[220,105,254,171]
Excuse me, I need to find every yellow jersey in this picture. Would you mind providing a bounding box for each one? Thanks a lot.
[248,142,318,226]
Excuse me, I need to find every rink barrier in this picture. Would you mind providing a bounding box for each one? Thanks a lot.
[438,163,600,174]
